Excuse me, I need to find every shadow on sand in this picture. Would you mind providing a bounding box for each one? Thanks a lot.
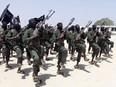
[4,63,18,72]
[76,64,91,73]
[62,68,73,77]
[98,57,112,63]
[35,74,56,87]
[22,67,32,79]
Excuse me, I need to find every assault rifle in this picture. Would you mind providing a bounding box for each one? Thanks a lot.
[99,20,105,30]
[64,18,75,32]
[54,18,75,52]
[94,20,105,36]
[36,9,55,27]
[27,10,55,40]
[89,20,105,42]
[11,10,55,40]
[76,20,92,40]
[59,18,75,39]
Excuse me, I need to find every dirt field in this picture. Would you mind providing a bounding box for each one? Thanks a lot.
[0,35,116,87]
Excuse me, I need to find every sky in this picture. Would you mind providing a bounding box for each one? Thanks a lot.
[0,0,116,27]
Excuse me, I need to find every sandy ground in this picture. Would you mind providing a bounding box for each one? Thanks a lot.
[0,35,116,87]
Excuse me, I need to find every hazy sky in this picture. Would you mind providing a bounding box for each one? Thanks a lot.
[0,0,116,27]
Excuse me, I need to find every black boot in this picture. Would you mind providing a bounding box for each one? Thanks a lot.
[33,72,39,82]
[17,64,24,74]
[57,64,64,75]
[32,70,42,83]
[74,62,79,69]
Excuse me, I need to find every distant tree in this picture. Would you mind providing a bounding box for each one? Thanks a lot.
[94,18,114,26]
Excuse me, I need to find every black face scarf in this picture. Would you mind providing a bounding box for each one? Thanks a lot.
[75,24,80,33]
[70,26,75,32]
[58,26,63,31]
[14,24,21,32]
[81,32,86,39]
[92,25,97,31]
[28,18,36,28]
[57,22,63,31]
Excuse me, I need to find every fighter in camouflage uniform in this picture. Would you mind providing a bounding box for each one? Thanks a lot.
[98,27,113,58]
[41,24,51,61]
[49,26,55,54]
[66,25,76,60]
[88,25,101,64]
[86,27,92,53]
[22,19,44,83]
[66,27,72,54]
[0,22,9,64]
[5,20,24,72]
[104,28,114,52]
[51,22,68,74]
[74,31,87,69]
[66,25,80,61]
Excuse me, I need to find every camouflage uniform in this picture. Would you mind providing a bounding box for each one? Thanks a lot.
[41,24,51,60]
[5,26,23,72]
[86,27,92,53]
[98,27,113,57]
[66,28,72,53]
[51,22,67,72]
[74,33,87,68]
[22,20,44,82]
[0,23,9,64]
[104,29,114,51]
[66,26,78,60]
[88,25,101,63]
[1,29,10,64]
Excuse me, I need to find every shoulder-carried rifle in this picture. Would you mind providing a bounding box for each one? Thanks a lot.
[59,18,75,39]
[14,10,55,39]
[94,20,105,36]
[90,20,105,41]
[64,18,75,32]
[36,10,55,27]
[99,20,105,30]
[28,10,55,40]
[76,20,92,40]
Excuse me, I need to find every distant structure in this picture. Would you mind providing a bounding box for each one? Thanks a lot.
[97,25,116,35]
